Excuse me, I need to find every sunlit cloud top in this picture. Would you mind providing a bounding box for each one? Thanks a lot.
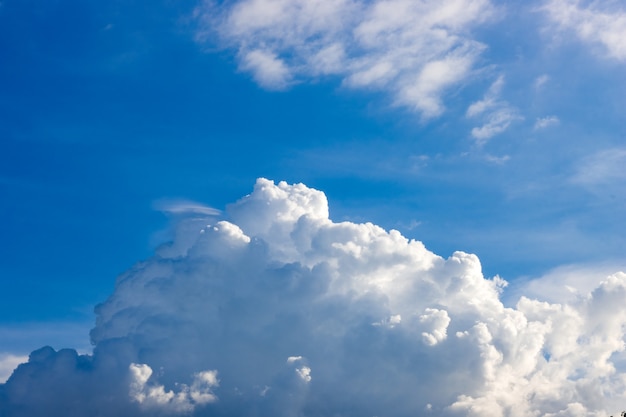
[2,179,626,416]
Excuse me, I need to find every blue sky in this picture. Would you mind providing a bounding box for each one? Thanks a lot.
[1,0,626,383]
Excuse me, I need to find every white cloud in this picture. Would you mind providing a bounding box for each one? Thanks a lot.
[372,313,402,328]
[129,363,218,413]
[571,147,626,186]
[398,52,478,118]
[196,0,496,117]
[466,76,522,144]
[543,0,626,60]
[419,308,451,346]
[286,356,312,382]
[466,75,504,118]
[240,49,293,90]
[295,366,311,383]
[470,108,521,143]
[2,179,626,416]
[153,198,221,216]
[534,115,560,129]
[505,261,626,305]
[484,154,511,164]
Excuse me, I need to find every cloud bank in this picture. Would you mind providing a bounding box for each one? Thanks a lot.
[2,179,626,416]
[195,0,496,118]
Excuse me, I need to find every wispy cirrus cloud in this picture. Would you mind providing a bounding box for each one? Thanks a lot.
[466,76,522,144]
[534,115,560,129]
[195,0,497,118]
[543,0,626,61]
[571,147,626,186]
[152,198,221,216]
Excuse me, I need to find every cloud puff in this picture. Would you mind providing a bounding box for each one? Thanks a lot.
[543,0,626,61]
[2,178,626,416]
[240,49,293,90]
[129,364,219,413]
[195,0,496,118]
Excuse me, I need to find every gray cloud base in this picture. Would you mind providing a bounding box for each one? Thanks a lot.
[2,179,626,417]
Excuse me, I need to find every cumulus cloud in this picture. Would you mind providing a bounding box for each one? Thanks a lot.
[286,357,312,383]
[129,364,218,413]
[419,308,451,346]
[506,262,626,305]
[195,0,496,117]
[466,76,522,143]
[2,178,626,416]
[543,0,626,61]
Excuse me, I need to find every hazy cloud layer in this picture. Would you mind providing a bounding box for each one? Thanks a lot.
[195,0,496,118]
[2,179,626,416]
[571,148,626,186]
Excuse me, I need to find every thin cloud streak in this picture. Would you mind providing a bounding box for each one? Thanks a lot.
[534,115,560,129]
[466,76,521,144]
[572,148,626,184]
[153,198,221,216]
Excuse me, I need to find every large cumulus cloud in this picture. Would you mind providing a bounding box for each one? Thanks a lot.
[2,179,626,416]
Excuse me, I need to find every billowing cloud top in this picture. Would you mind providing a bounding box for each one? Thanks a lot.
[2,179,626,416]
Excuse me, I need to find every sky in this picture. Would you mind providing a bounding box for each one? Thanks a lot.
[1,0,626,415]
